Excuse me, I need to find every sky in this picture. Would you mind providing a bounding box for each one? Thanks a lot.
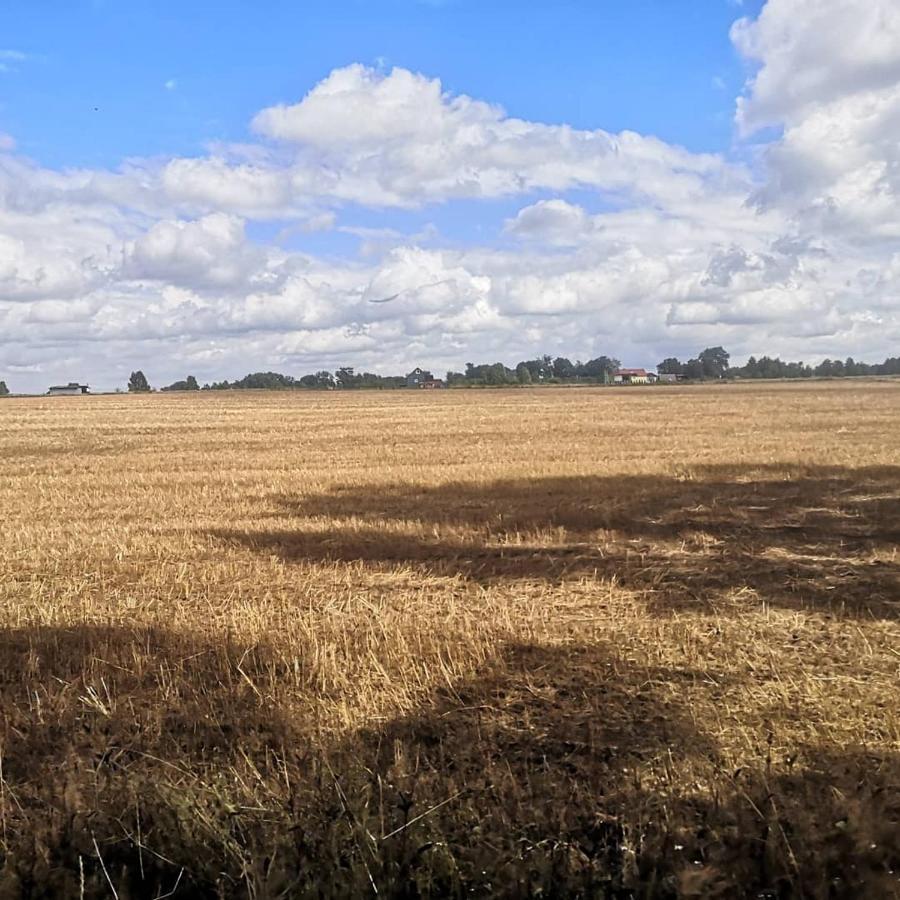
[1,0,899,392]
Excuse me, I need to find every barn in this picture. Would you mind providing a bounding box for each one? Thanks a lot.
[406,368,444,389]
[48,383,90,396]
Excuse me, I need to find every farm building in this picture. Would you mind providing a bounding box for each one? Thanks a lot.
[406,368,444,389]
[657,373,682,384]
[47,383,90,396]
[613,368,656,384]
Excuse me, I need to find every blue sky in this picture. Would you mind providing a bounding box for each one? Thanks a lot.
[1,0,898,391]
[5,1,761,167]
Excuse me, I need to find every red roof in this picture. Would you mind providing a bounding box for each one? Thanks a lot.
[616,368,648,376]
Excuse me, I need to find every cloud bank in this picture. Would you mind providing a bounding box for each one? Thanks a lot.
[1,0,899,391]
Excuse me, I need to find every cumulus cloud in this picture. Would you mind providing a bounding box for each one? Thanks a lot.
[123,213,286,291]
[2,2,900,392]
[733,0,900,132]
[160,157,298,217]
[504,200,596,246]
[244,64,739,210]
[734,0,900,240]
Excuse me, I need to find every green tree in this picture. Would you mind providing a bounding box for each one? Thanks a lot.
[552,357,576,380]
[128,371,151,392]
[161,375,200,392]
[683,358,705,379]
[698,346,730,379]
[335,367,358,388]
[657,357,683,376]
[0,381,9,396]
[465,362,515,384]
[580,356,620,381]
[515,363,532,385]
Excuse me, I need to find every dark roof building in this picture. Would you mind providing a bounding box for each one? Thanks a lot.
[48,383,90,396]
[406,368,445,389]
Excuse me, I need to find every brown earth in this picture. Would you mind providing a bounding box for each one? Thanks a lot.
[0,381,897,897]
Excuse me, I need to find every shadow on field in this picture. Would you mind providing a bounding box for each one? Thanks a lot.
[0,627,897,897]
[0,624,301,897]
[341,641,900,898]
[212,463,900,619]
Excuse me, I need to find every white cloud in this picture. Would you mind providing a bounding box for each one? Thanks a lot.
[733,0,900,244]
[123,213,286,292]
[247,63,737,209]
[2,11,900,392]
[733,0,900,133]
[504,199,596,246]
[160,157,298,217]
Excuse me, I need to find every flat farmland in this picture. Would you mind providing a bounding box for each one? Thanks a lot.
[0,382,898,898]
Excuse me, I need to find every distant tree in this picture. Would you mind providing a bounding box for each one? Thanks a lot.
[580,356,620,381]
[356,372,404,389]
[465,362,515,385]
[515,362,532,385]
[485,362,515,385]
[224,372,299,390]
[683,358,705,379]
[657,357,684,376]
[815,358,844,378]
[0,381,9,396]
[446,371,467,387]
[738,356,813,379]
[161,375,200,392]
[128,371,151,392]
[335,367,359,389]
[552,357,576,380]
[698,346,730,379]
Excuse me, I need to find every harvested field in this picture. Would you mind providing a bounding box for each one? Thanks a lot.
[0,381,898,897]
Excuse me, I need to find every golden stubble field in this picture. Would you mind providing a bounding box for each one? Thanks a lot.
[0,381,898,898]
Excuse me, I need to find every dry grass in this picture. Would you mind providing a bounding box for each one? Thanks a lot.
[0,381,898,898]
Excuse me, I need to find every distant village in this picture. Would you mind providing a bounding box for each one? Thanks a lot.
[7,345,898,396]
[44,366,672,396]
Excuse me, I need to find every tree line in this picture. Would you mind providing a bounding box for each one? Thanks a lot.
[129,347,900,393]
[734,355,900,379]
[2,349,898,397]
[125,355,625,392]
